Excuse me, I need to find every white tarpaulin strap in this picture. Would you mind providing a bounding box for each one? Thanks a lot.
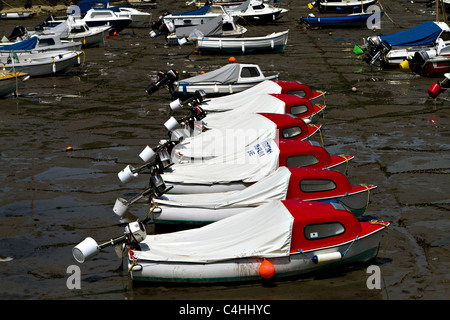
[134,200,294,263]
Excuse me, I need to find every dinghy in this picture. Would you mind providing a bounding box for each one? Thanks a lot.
[172,63,279,97]
[196,93,326,125]
[194,29,289,54]
[114,164,375,223]
[0,50,84,77]
[73,201,389,284]
[197,80,326,111]
[168,112,322,162]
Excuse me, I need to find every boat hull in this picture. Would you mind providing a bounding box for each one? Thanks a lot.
[300,13,384,28]
[317,0,377,13]
[195,30,289,54]
[128,230,384,283]
[1,51,83,77]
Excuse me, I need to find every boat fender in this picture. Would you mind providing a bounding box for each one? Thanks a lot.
[118,165,138,183]
[259,258,275,278]
[312,252,342,264]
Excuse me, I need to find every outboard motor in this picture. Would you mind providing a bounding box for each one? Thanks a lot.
[113,172,173,217]
[73,221,147,263]
[146,70,179,95]
[149,12,173,38]
[428,73,450,99]
[8,25,26,41]
[166,90,207,135]
[408,50,432,75]
[363,38,392,65]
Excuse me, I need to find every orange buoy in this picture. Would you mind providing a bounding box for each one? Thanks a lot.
[66,146,73,152]
[259,258,275,279]
[113,31,117,36]
[229,56,236,63]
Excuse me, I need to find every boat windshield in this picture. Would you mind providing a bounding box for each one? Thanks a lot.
[282,126,302,139]
[300,179,337,192]
[206,6,226,14]
[286,154,319,167]
[304,222,345,240]
[290,104,308,116]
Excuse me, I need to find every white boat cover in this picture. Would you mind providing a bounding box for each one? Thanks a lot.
[167,138,280,183]
[157,166,291,208]
[178,63,243,84]
[202,94,288,128]
[172,114,278,161]
[176,15,224,38]
[134,200,294,263]
[200,80,286,112]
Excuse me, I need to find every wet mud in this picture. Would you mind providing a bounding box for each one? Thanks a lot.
[0,0,448,300]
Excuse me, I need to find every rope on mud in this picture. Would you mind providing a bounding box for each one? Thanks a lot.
[370,220,390,259]
[144,202,159,222]
[359,184,371,216]
[338,154,350,175]
[310,124,324,146]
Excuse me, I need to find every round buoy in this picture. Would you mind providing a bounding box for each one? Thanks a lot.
[66,146,73,152]
[259,258,275,279]
[229,56,236,63]
[351,87,357,92]
[113,31,117,36]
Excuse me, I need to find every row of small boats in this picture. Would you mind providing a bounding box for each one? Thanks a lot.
[150,0,290,54]
[72,64,390,284]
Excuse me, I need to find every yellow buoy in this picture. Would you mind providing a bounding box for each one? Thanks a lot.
[399,60,410,70]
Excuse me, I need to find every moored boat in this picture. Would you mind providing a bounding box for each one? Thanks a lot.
[300,12,384,28]
[174,63,278,96]
[194,29,289,54]
[72,200,389,284]
[0,50,84,77]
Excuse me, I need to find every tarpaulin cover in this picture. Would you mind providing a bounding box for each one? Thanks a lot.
[202,94,288,128]
[199,80,283,112]
[172,113,277,160]
[0,36,38,51]
[176,15,223,38]
[166,138,280,183]
[178,63,242,84]
[156,166,291,208]
[134,200,294,263]
[380,21,443,47]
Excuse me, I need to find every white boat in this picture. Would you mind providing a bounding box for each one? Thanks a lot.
[197,80,326,112]
[75,0,152,27]
[73,200,389,283]
[0,11,35,19]
[173,63,279,96]
[0,70,29,97]
[198,93,326,125]
[0,33,82,53]
[165,15,247,46]
[0,50,84,77]
[168,112,321,164]
[226,0,288,24]
[112,6,152,28]
[48,16,112,48]
[194,29,289,54]
[79,9,133,34]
